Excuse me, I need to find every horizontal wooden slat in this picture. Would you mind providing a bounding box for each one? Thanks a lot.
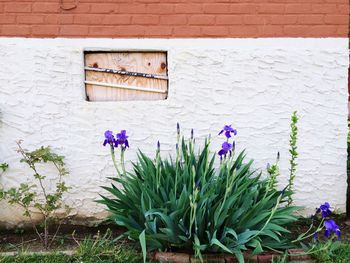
[85,80,167,94]
[85,66,169,80]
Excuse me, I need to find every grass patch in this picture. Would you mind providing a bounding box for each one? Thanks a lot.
[0,246,143,263]
[311,241,350,263]
[0,230,144,263]
[0,253,71,263]
[0,249,143,263]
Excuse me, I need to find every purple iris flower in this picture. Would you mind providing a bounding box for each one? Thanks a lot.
[324,219,341,239]
[115,130,129,148]
[218,142,232,159]
[316,202,332,218]
[218,125,237,139]
[103,130,115,147]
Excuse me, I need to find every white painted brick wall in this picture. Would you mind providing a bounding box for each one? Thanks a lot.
[0,38,348,226]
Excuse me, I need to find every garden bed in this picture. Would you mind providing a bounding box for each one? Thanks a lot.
[1,123,350,263]
[0,217,350,262]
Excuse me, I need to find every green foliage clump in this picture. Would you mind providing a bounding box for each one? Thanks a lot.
[100,134,299,263]
[0,141,70,249]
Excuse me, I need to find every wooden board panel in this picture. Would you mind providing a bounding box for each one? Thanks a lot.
[84,52,168,101]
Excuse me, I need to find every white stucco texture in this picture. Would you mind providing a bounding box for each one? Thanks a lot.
[0,38,348,225]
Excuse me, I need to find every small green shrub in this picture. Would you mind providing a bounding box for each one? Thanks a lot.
[99,125,299,263]
[0,141,70,249]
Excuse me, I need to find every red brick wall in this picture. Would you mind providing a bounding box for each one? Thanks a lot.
[0,0,348,38]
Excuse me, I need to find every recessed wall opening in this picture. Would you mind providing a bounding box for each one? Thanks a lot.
[84,51,168,102]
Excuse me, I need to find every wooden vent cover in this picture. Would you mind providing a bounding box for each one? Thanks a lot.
[84,51,168,101]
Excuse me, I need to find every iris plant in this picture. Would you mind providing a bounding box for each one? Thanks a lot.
[218,125,237,139]
[316,202,332,218]
[314,202,341,240]
[324,219,341,239]
[101,123,342,262]
[293,202,341,244]
[115,130,129,149]
[218,142,233,160]
[218,124,237,161]
[103,129,129,176]
[103,130,115,147]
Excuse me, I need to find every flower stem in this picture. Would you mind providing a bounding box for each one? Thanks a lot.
[292,218,325,243]
[155,146,162,191]
[110,146,121,176]
[287,111,298,206]
[174,135,181,199]
[120,147,126,176]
